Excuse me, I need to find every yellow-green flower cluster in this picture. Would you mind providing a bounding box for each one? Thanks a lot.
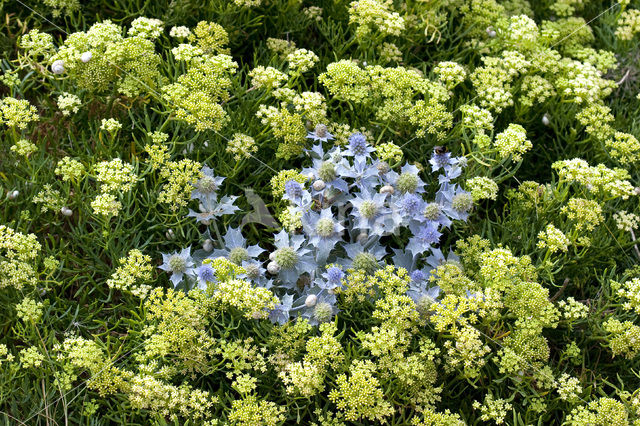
[47,21,162,97]
[226,133,258,160]
[433,61,466,91]
[493,123,532,161]
[0,344,14,366]
[128,374,217,421]
[470,60,514,113]
[55,157,85,181]
[612,278,640,315]
[576,103,615,142]
[565,397,629,426]
[57,92,81,116]
[460,104,494,135]
[519,75,555,107]
[466,176,498,201]
[329,359,393,422]
[0,97,39,130]
[106,249,153,298]
[605,132,640,165]
[556,373,583,402]
[558,297,589,321]
[256,105,307,159]
[286,48,319,74]
[552,158,635,200]
[162,54,238,132]
[33,184,65,213]
[603,318,640,359]
[211,278,279,319]
[472,394,512,425]
[408,97,453,139]
[91,193,122,218]
[249,65,288,90]
[378,42,402,63]
[303,6,323,21]
[171,43,204,61]
[144,131,170,170]
[319,60,370,103]
[188,21,229,55]
[266,37,296,59]
[348,0,405,39]
[537,224,570,253]
[568,47,618,73]
[19,346,44,369]
[100,118,122,133]
[18,29,55,58]
[548,0,585,17]
[41,0,80,18]
[614,210,640,232]
[616,9,640,41]
[292,91,327,125]
[279,322,343,397]
[556,59,615,104]
[0,225,41,290]
[157,159,202,211]
[95,158,137,193]
[376,142,403,165]
[561,198,603,232]
[128,17,164,39]
[15,297,45,323]
[206,256,246,282]
[10,139,37,157]
[228,395,285,425]
[277,207,303,232]
[169,25,191,38]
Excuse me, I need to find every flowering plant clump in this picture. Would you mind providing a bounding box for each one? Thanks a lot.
[2,1,640,424]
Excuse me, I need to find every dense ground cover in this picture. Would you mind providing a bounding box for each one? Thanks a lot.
[2,0,640,424]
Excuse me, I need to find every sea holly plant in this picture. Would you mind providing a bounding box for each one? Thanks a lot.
[160,132,471,325]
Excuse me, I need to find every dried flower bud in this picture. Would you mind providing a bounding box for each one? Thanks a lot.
[51,60,65,74]
[80,52,92,63]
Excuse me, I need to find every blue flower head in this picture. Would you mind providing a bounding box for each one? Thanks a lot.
[407,222,442,257]
[410,269,428,283]
[196,263,215,289]
[398,193,425,220]
[269,294,294,325]
[271,230,315,286]
[301,208,345,264]
[306,124,334,142]
[298,286,339,326]
[345,132,375,159]
[191,166,225,202]
[212,226,264,265]
[350,188,391,236]
[285,180,304,199]
[159,246,196,286]
[316,266,345,290]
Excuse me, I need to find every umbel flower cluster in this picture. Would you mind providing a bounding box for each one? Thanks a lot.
[161,134,471,326]
[4,0,640,424]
